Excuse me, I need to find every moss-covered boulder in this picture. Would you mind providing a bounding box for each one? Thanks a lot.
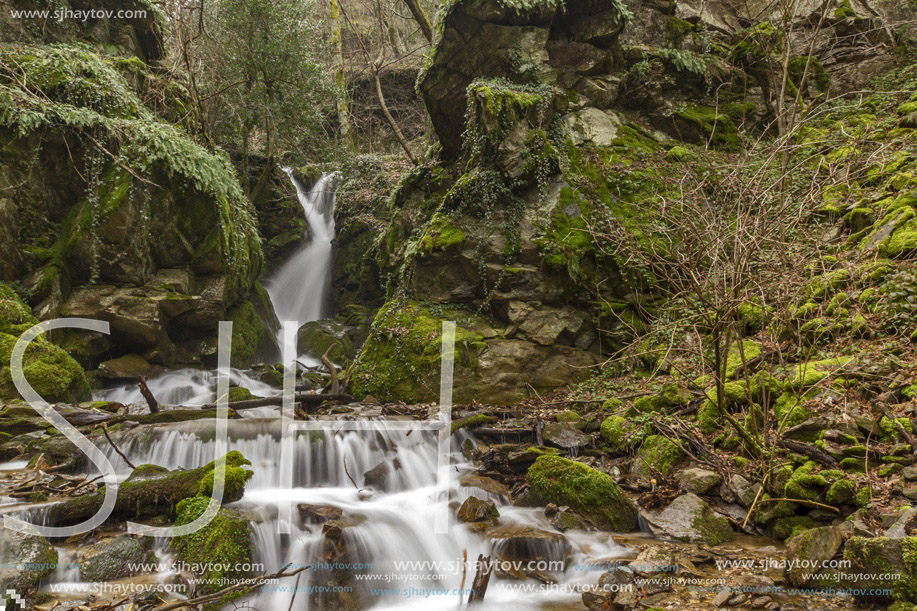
[631,434,683,479]
[0,42,264,370]
[350,300,596,403]
[0,527,58,593]
[527,455,638,531]
[78,535,154,582]
[646,493,734,545]
[785,525,845,586]
[0,282,90,402]
[170,496,254,607]
[838,537,917,602]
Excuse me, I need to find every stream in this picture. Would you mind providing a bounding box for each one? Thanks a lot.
[2,173,847,611]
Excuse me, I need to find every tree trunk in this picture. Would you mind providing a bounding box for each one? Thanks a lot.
[402,0,433,42]
[330,0,353,145]
[46,454,248,526]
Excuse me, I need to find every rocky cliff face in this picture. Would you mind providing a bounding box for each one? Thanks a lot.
[0,3,269,374]
[348,0,916,404]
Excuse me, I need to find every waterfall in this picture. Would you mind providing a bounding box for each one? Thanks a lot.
[265,170,338,333]
[80,421,629,610]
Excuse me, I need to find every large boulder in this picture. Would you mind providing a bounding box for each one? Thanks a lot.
[0,283,90,403]
[838,537,917,603]
[526,455,638,531]
[644,493,734,545]
[350,300,596,404]
[785,525,845,587]
[0,42,266,371]
[0,527,58,593]
[78,536,154,582]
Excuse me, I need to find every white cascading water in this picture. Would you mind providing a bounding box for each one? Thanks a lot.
[265,170,337,332]
[37,169,633,609]
[72,420,628,610]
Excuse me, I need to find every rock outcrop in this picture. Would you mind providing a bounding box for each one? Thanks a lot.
[0,34,270,371]
[348,0,915,403]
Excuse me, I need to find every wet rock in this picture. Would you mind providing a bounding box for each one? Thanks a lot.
[78,536,153,582]
[0,528,58,592]
[582,564,638,609]
[298,504,344,524]
[487,524,571,578]
[541,421,590,450]
[459,474,510,499]
[96,354,161,380]
[527,455,638,531]
[645,493,734,545]
[785,525,845,587]
[551,506,586,531]
[676,467,723,495]
[362,459,401,491]
[457,497,499,522]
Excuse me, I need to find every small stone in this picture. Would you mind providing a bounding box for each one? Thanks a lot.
[297,503,343,524]
[676,467,723,495]
[711,590,731,606]
[457,497,499,522]
[728,593,749,605]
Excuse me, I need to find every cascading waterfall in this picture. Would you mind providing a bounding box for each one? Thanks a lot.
[265,170,338,335]
[34,167,633,610]
[61,420,628,610]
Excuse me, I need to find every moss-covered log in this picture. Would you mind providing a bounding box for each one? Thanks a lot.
[45,451,252,527]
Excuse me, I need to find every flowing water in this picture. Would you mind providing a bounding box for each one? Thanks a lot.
[73,418,628,610]
[265,170,338,336]
[30,171,629,609]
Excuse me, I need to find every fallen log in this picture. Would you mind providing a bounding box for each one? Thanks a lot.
[196,393,353,410]
[780,439,838,467]
[45,451,251,527]
[468,554,493,603]
[138,375,159,413]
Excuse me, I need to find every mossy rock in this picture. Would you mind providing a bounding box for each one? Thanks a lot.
[170,496,254,607]
[632,434,683,479]
[526,455,638,532]
[600,415,646,453]
[839,537,917,602]
[349,300,490,403]
[773,516,818,540]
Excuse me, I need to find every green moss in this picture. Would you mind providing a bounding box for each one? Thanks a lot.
[227,387,253,402]
[451,413,497,434]
[600,415,649,452]
[826,479,856,505]
[675,104,741,150]
[601,398,623,411]
[785,462,828,501]
[726,340,763,378]
[773,516,818,540]
[787,357,852,390]
[737,302,765,332]
[555,410,580,423]
[697,399,719,434]
[0,327,90,404]
[634,434,683,477]
[665,145,691,161]
[526,455,638,531]
[171,495,253,607]
[418,212,466,253]
[841,457,867,473]
[880,416,914,442]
